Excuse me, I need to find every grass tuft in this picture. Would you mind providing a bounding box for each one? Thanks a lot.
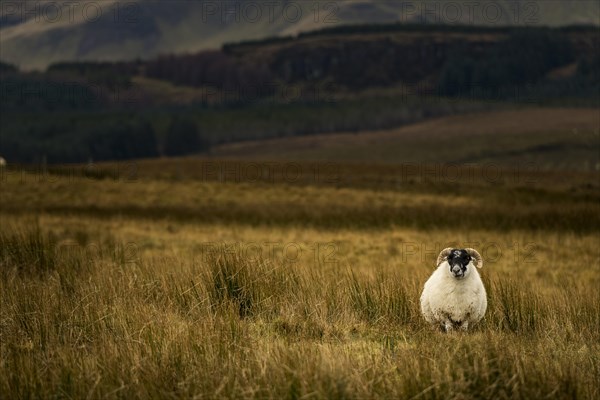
[0,223,57,274]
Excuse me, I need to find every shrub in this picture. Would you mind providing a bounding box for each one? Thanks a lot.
[164,117,209,156]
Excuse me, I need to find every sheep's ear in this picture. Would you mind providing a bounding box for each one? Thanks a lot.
[436,248,453,267]
[465,248,483,268]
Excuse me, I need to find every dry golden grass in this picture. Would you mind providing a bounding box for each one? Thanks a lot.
[1,165,599,399]
[2,166,599,233]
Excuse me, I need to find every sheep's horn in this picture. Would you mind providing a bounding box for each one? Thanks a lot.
[436,248,454,267]
[465,248,483,268]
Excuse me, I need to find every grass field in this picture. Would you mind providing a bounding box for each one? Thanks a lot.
[1,143,599,399]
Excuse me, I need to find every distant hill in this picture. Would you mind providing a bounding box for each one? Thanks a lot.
[211,108,600,171]
[1,0,599,70]
[2,11,599,166]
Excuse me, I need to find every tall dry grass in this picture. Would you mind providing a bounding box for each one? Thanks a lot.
[1,165,598,398]
[1,225,598,399]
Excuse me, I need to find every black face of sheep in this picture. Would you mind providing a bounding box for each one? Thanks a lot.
[447,249,472,279]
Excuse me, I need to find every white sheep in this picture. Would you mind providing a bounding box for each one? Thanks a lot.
[420,248,486,332]
[0,157,5,167]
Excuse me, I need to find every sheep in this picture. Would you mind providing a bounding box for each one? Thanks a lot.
[0,157,5,167]
[420,248,486,332]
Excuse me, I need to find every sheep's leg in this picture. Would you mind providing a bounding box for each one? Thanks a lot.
[442,320,454,333]
[459,321,469,332]
[439,312,458,333]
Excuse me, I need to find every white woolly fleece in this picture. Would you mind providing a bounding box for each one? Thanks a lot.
[420,261,487,331]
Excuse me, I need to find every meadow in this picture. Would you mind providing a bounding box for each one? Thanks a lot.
[1,154,599,399]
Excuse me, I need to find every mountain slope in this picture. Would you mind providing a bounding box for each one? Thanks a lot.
[1,0,599,70]
[211,108,600,170]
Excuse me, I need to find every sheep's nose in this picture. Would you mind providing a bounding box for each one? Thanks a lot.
[451,265,462,275]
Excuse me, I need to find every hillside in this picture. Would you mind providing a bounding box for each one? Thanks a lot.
[212,108,600,170]
[1,21,598,165]
[1,0,599,70]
